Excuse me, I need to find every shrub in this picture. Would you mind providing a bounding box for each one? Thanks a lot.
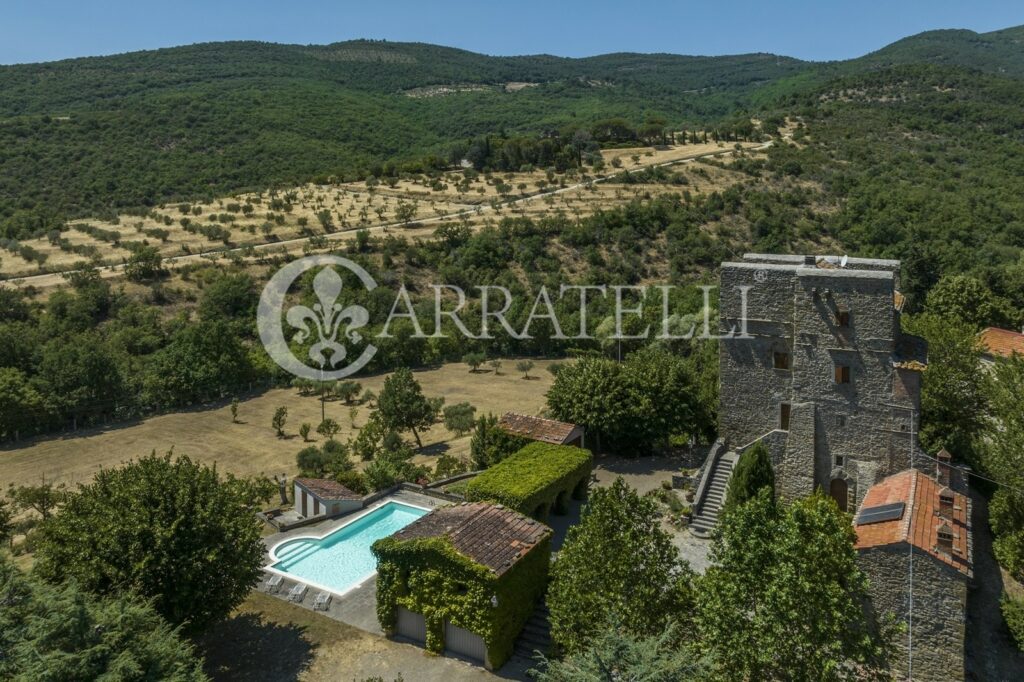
[469,413,528,469]
[724,440,775,513]
[1002,594,1024,651]
[465,442,592,519]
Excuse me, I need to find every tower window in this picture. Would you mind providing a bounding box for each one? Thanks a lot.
[773,352,791,370]
[834,364,851,384]
[780,403,791,431]
[835,310,851,327]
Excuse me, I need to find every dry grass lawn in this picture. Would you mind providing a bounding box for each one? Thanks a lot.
[198,592,508,681]
[0,360,559,490]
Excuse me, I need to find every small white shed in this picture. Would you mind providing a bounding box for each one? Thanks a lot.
[293,477,362,519]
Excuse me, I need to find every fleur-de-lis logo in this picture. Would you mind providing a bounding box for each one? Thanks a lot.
[258,256,378,380]
[286,268,369,369]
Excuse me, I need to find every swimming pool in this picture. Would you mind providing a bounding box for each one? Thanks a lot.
[267,500,429,595]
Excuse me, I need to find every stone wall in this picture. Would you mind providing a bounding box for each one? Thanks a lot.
[858,545,968,681]
[718,256,926,507]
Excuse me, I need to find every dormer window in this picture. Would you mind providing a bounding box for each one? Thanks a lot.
[937,523,954,552]
[938,488,955,519]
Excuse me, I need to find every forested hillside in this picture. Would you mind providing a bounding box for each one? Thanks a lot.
[3,26,1024,239]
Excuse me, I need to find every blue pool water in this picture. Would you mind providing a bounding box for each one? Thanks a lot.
[270,501,428,594]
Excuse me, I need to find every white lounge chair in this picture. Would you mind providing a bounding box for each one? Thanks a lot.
[313,591,332,611]
[287,583,308,603]
[265,574,283,594]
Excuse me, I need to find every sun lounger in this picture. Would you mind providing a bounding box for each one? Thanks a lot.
[313,591,332,611]
[287,583,308,603]
[265,574,283,594]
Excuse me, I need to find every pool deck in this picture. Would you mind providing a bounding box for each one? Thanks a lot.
[259,489,448,633]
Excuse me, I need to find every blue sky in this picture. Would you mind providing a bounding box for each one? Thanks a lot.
[2,1,1022,65]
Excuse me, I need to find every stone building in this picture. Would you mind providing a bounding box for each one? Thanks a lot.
[854,467,972,681]
[717,253,928,510]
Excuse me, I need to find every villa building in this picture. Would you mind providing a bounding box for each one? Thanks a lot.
[978,326,1024,365]
[716,253,928,510]
[373,501,551,669]
[854,466,972,680]
[498,413,585,448]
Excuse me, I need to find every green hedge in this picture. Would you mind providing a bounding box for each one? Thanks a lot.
[465,443,593,520]
[372,533,551,669]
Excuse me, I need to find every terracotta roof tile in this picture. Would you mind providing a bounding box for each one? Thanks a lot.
[391,502,551,576]
[854,469,972,577]
[498,413,580,444]
[979,327,1024,359]
[293,477,361,501]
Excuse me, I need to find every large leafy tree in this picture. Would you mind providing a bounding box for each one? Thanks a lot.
[547,353,698,455]
[903,313,988,459]
[34,453,272,632]
[980,354,1024,578]
[724,440,775,513]
[0,367,51,439]
[547,478,694,654]
[376,367,438,448]
[925,273,1017,329]
[546,357,640,454]
[0,555,208,681]
[697,490,891,680]
[141,319,255,407]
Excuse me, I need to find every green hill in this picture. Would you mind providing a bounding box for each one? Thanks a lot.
[2,27,1024,237]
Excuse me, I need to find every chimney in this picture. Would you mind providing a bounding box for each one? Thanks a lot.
[938,487,954,519]
[936,448,952,487]
[936,522,954,554]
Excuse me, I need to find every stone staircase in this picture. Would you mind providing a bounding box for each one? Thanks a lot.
[514,600,552,660]
[690,450,739,538]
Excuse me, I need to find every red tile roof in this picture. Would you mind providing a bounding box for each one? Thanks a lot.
[979,327,1024,359]
[391,502,551,576]
[854,469,972,577]
[294,477,361,501]
[499,413,580,444]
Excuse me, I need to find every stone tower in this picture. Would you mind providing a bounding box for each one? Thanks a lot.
[717,254,927,510]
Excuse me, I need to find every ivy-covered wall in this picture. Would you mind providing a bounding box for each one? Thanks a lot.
[465,442,593,520]
[372,534,551,669]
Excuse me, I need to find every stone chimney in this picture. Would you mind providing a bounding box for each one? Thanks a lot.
[938,487,954,519]
[936,448,952,487]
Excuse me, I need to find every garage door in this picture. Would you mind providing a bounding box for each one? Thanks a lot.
[444,621,487,664]
[395,607,426,643]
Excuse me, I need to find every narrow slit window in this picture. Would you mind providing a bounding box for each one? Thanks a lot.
[835,310,851,327]
[780,403,791,431]
[835,364,851,384]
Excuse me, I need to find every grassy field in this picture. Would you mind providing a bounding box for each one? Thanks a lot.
[0,359,559,490]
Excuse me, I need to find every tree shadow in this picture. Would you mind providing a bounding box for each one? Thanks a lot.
[196,612,316,682]
[419,442,451,456]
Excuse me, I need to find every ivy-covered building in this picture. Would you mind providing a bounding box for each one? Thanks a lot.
[372,502,551,669]
[465,442,593,520]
